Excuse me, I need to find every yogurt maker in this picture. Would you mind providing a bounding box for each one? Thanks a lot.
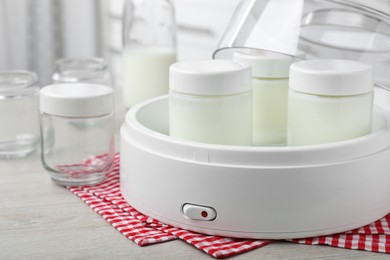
[120,0,390,239]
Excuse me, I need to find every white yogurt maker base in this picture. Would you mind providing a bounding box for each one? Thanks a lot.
[120,88,390,239]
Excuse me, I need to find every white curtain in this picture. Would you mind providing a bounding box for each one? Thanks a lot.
[0,0,106,85]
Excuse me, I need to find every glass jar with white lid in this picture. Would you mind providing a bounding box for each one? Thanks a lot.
[169,59,252,146]
[234,50,294,146]
[287,59,374,146]
[40,83,115,186]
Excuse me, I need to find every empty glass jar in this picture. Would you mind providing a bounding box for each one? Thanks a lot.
[40,83,115,186]
[0,71,40,158]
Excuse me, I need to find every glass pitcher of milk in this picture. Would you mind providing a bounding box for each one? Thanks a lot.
[123,0,177,108]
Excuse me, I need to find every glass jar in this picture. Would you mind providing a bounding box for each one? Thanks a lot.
[234,50,294,146]
[52,57,111,86]
[40,83,115,186]
[287,59,374,146]
[123,0,176,108]
[0,71,40,158]
[169,60,252,146]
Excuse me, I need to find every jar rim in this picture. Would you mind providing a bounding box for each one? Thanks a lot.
[55,57,107,72]
[53,57,109,83]
[0,70,39,97]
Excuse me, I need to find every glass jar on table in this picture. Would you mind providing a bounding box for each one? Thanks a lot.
[0,71,40,159]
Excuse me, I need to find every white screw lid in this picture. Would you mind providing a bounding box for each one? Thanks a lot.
[169,59,251,96]
[40,83,114,117]
[289,59,374,96]
[233,50,294,78]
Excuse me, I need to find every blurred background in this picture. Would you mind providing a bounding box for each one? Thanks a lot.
[0,0,241,87]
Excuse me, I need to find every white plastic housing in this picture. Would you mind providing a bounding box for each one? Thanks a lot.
[120,89,390,239]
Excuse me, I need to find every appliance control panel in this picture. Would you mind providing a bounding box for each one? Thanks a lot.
[182,203,217,221]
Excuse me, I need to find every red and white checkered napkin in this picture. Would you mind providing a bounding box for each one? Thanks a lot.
[289,215,390,253]
[68,153,390,258]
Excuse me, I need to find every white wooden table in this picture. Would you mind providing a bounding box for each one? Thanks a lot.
[0,104,388,259]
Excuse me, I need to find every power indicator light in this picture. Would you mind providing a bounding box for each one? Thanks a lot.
[182,204,216,221]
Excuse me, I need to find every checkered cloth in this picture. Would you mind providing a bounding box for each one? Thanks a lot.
[68,153,390,258]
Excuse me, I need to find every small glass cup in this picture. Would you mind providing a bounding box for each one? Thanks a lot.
[40,83,115,186]
[52,57,111,86]
[0,71,40,158]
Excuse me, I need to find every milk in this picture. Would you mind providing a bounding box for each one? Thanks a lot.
[252,77,288,145]
[233,50,293,146]
[169,91,252,145]
[122,47,176,108]
[287,91,373,145]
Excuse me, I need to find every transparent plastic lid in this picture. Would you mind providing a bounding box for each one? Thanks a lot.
[214,0,390,89]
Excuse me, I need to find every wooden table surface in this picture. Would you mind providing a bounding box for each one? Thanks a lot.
[1,104,388,259]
